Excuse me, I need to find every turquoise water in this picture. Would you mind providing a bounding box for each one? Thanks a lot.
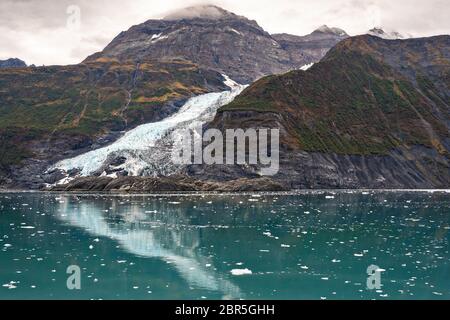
[0,191,449,300]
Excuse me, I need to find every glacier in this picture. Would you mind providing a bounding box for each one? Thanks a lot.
[50,75,246,180]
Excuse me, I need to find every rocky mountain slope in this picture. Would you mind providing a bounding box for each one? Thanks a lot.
[85,5,348,83]
[199,35,450,189]
[272,25,348,66]
[50,35,450,191]
[2,5,448,190]
[0,58,227,188]
[0,58,26,68]
[0,5,351,190]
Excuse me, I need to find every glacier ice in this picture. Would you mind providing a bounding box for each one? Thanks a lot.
[51,75,247,179]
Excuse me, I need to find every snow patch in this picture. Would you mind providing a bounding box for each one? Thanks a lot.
[367,28,406,40]
[227,28,242,36]
[300,63,314,71]
[150,33,169,43]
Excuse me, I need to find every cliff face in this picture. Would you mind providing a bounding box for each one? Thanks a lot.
[201,35,450,189]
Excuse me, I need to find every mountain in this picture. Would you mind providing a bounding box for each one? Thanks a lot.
[0,58,228,188]
[0,58,26,68]
[85,6,348,83]
[0,5,355,190]
[8,5,446,190]
[199,35,450,189]
[367,28,406,40]
[272,25,349,67]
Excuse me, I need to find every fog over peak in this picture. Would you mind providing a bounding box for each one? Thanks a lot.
[163,4,235,20]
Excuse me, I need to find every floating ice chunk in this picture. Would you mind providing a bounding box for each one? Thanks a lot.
[230,268,252,276]
[331,259,341,263]
[2,282,17,289]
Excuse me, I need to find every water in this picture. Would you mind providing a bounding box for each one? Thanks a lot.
[0,191,449,300]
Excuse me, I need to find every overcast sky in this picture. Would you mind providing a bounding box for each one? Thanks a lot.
[1,0,449,66]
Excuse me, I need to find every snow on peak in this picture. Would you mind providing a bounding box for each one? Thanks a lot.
[315,25,348,37]
[164,5,235,21]
[367,28,405,40]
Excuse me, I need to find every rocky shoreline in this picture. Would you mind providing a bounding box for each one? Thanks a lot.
[46,176,287,192]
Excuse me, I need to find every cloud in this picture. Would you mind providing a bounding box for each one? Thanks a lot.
[0,0,448,66]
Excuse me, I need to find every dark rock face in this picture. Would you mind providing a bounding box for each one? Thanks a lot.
[0,58,26,68]
[188,139,450,189]
[85,6,348,83]
[49,175,286,192]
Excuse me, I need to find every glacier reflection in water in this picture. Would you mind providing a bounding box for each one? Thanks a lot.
[56,196,242,299]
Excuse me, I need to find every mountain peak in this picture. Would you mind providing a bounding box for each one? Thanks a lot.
[367,27,405,40]
[163,5,236,21]
[314,25,348,37]
[0,58,27,68]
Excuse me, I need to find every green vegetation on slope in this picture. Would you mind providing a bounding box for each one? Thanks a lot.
[0,58,226,171]
[218,36,450,156]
